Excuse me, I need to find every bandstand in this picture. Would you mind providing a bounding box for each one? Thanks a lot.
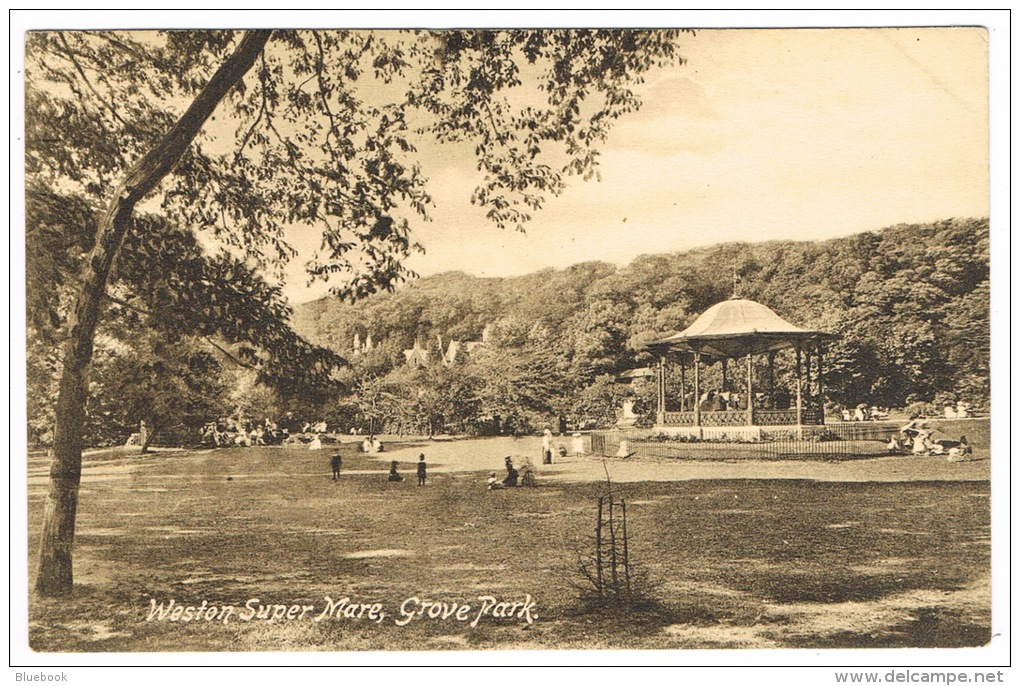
[644,297,838,439]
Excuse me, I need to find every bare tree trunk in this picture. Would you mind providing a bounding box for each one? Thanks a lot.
[595,496,604,596]
[35,30,272,597]
[608,497,618,595]
[621,499,630,600]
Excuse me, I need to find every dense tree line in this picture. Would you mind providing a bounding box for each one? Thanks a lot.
[28,215,989,446]
[293,217,990,431]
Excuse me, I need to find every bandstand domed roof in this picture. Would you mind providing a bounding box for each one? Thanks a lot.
[646,297,836,359]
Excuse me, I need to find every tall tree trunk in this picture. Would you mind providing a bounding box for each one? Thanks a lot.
[35,30,272,597]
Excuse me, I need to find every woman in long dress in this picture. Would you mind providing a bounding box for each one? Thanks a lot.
[520,457,536,487]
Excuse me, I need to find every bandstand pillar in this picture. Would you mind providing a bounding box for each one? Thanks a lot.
[805,347,813,407]
[746,352,754,426]
[693,350,702,427]
[795,346,804,439]
[767,350,776,406]
[817,345,825,421]
[679,355,686,411]
[656,354,666,419]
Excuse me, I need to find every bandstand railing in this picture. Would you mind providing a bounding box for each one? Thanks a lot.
[658,408,823,427]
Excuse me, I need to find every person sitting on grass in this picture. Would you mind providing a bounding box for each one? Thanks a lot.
[388,460,403,482]
[502,465,519,488]
[487,473,506,490]
[946,436,973,462]
[520,457,536,487]
[911,429,932,455]
[501,456,518,486]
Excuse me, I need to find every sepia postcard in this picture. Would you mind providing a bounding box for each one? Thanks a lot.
[12,10,1008,676]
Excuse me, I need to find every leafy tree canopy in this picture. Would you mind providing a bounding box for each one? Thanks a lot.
[27,29,687,298]
[26,185,345,401]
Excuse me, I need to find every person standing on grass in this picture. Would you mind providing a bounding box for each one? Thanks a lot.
[330,453,342,481]
[542,428,553,464]
[417,453,427,486]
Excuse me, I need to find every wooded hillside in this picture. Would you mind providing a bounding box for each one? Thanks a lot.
[293,217,990,430]
[27,216,990,444]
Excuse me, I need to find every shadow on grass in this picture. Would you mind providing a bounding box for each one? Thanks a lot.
[806,606,991,649]
[727,568,971,605]
[568,584,755,634]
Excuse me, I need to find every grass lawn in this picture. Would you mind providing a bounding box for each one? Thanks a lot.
[27,441,990,651]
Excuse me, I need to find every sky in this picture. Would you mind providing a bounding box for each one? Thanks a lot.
[276,25,990,303]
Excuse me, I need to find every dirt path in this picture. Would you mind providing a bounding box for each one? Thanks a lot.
[27,436,988,491]
[365,436,990,484]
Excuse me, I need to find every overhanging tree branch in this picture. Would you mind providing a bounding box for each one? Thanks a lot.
[204,337,261,373]
[56,34,130,129]
[102,292,153,316]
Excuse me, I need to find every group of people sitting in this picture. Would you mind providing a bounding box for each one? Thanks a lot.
[890,420,973,459]
[841,405,891,422]
[202,418,290,448]
[943,401,973,419]
[361,435,384,453]
[487,455,536,490]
